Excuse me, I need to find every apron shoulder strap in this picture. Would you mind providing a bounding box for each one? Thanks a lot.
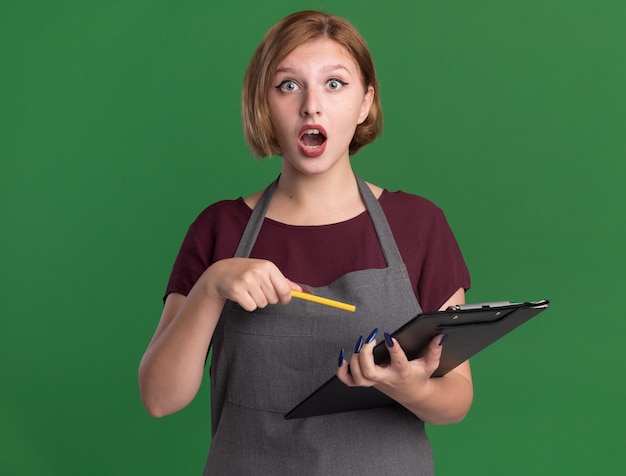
[233,174,405,268]
[233,178,278,258]
[354,175,404,268]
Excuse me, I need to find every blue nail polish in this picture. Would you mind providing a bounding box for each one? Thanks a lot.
[366,327,378,344]
[354,336,364,354]
[439,332,449,346]
[338,348,344,367]
[384,332,394,347]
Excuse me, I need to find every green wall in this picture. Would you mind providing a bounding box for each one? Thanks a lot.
[2,1,624,474]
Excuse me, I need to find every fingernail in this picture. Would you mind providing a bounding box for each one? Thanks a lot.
[384,332,394,347]
[439,332,449,346]
[354,336,364,354]
[338,347,344,367]
[366,327,378,344]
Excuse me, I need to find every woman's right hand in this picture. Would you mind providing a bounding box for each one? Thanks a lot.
[139,258,300,417]
[202,258,303,311]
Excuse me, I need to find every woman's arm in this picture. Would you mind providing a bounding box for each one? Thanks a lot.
[337,287,473,424]
[138,258,300,417]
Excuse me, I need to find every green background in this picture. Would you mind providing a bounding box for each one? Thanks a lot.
[2,0,624,474]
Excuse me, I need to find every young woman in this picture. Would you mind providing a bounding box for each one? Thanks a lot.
[139,10,472,475]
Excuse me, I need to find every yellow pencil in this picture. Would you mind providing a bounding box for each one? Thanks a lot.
[291,290,356,312]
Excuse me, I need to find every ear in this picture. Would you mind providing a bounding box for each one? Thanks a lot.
[357,86,375,125]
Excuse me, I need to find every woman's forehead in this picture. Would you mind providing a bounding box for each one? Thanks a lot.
[275,39,359,74]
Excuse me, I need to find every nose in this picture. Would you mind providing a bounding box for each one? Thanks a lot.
[300,87,321,117]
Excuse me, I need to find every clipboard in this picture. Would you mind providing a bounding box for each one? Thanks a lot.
[285,299,549,419]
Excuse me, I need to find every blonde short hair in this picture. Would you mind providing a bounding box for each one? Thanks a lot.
[242,10,383,158]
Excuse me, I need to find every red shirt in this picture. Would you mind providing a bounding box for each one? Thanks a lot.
[165,189,470,312]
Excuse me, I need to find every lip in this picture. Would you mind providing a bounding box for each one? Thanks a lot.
[297,124,327,157]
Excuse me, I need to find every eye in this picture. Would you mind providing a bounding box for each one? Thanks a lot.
[275,80,300,92]
[327,78,347,90]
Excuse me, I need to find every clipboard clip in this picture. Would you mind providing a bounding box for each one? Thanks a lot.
[447,301,511,311]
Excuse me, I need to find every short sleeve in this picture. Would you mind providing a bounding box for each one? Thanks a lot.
[416,207,470,312]
[380,191,470,313]
[164,221,211,301]
[163,200,250,302]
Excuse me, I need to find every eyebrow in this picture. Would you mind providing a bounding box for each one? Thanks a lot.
[274,64,352,75]
[321,64,351,74]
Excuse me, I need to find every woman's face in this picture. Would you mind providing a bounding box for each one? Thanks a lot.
[268,38,374,175]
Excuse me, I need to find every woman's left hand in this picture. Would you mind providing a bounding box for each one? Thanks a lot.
[336,288,473,424]
[336,330,445,405]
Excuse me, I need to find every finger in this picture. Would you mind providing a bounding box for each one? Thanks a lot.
[249,261,287,306]
[290,281,305,293]
[243,261,279,306]
[234,291,260,312]
[420,333,445,376]
[240,275,273,308]
[236,276,282,309]
[336,349,356,386]
[257,279,279,306]
[384,333,410,370]
[346,352,366,386]
[266,270,295,305]
[237,286,269,310]
[357,328,380,382]
[346,335,377,387]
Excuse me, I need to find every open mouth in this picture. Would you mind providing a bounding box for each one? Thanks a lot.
[297,125,327,157]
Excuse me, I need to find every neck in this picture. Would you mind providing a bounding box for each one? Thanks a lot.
[279,164,357,201]
[268,165,365,226]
